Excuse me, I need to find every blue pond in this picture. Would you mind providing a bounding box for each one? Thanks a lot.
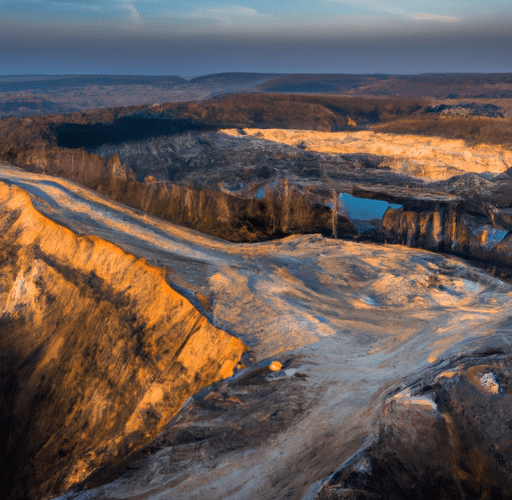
[339,193,402,221]
[472,226,509,245]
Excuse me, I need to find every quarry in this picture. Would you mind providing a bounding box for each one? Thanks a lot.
[2,75,512,499]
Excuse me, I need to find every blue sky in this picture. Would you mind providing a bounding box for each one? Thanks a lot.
[1,1,512,75]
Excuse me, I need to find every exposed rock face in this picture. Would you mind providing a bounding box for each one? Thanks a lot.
[14,130,382,241]
[381,204,512,272]
[101,177,337,242]
[6,116,512,279]
[208,128,512,273]
[424,102,505,118]
[11,123,512,270]
[229,128,512,181]
[2,95,512,251]
[315,357,512,499]
[0,182,247,500]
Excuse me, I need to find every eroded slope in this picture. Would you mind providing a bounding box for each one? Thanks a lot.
[315,358,512,499]
[0,180,246,500]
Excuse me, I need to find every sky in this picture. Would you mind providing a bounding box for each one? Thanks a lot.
[1,1,512,76]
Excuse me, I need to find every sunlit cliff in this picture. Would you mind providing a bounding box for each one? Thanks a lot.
[0,179,246,499]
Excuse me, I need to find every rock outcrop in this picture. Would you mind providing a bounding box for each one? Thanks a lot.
[424,102,505,118]
[9,123,512,271]
[380,203,512,272]
[9,131,372,242]
[0,181,247,500]
[314,356,512,499]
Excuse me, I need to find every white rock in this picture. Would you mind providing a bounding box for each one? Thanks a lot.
[479,372,500,394]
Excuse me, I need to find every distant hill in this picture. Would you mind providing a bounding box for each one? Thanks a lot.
[189,72,280,85]
[0,74,188,92]
[0,73,282,118]
[2,72,512,118]
[257,73,512,98]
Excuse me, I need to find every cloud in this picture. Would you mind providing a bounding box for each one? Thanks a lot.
[51,2,102,11]
[323,0,460,23]
[406,12,459,23]
[54,0,142,22]
[154,4,276,34]
[181,5,271,26]
[121,1,141,22]
[15,0,143,21]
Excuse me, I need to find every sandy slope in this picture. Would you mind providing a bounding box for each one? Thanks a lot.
[222,128,512,181]
[2,162,512,499]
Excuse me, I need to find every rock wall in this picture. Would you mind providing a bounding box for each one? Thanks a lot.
[100,177,336,242]
[381,204,512,270]
[0,182,247,500]
[15,146,337,242]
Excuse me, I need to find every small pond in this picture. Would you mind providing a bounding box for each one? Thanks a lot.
[339,193,402,234]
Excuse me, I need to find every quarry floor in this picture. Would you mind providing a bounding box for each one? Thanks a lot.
[2,162,512,499]
[221,128,512,181]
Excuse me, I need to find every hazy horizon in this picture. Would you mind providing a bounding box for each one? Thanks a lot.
[1,1,511,76]
[4,70,512,78]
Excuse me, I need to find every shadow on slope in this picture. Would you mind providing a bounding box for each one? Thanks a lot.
[53,115,214,149]
[316,353,512,500]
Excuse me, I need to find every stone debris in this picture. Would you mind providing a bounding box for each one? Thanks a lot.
[479,372,501,394]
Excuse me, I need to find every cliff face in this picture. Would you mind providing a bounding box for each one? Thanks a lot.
[381,204,512,272]
[98,177,335,242]
[0,182,247,500]
[210,128,512,273]
[3,104,512,249]
[228,128,512,181]
[14,127,512,263]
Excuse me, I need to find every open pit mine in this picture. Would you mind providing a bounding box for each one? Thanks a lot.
[2,92,512,499]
